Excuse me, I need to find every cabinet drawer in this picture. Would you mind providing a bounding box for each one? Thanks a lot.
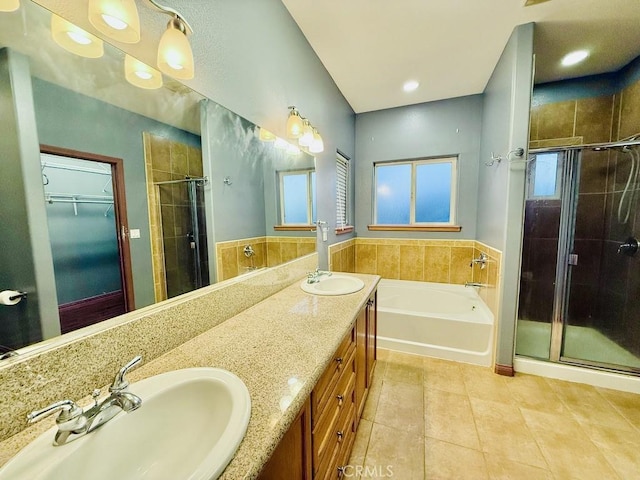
[312,349,355,472]
[316,401,356,480]
[312,326,356,423]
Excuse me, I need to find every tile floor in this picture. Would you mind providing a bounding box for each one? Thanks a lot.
[348,349,640,479]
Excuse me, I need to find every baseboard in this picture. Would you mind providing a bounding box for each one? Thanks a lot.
[494,363,515,376]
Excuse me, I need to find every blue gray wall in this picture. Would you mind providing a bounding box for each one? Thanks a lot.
[354,95,484,239]
[477,23,535,368]
[32,77,200,309]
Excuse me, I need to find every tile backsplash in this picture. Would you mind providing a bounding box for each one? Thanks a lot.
[329,238,502,319]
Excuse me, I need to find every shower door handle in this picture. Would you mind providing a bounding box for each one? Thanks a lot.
[568,254,578,266]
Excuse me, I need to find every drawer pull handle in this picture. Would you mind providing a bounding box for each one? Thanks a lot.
[335,357,343,364]
[337,466,345,478]
[367,299,374,307]
[336,394,344,406]
[337,430,344,442]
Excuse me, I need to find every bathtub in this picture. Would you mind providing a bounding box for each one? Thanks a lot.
[377,279,494,366]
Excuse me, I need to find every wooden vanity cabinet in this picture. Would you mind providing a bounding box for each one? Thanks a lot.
[258,288,378,480]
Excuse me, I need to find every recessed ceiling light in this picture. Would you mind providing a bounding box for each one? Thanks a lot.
[561,50,589,67]
[403,80,419,92]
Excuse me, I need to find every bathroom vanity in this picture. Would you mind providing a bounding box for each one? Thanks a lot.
[258,289,377,479]
[0,267,379,480]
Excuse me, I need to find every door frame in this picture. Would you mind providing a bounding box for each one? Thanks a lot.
[40,144,135,312]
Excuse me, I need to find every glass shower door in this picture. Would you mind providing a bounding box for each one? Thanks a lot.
[561,148,640,372]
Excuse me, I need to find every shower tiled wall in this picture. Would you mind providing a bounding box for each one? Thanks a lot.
[143,132,204,301]
[527,73,640,355]
[216,236,316,281]
[328,238,502,319]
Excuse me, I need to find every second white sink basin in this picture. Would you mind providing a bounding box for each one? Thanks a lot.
[0,368,251,480]
[301,274,365,296]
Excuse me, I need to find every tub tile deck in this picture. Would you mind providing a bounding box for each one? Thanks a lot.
[350,349,640,479]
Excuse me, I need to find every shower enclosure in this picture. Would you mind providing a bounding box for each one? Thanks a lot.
[516,142,640,374]
[155,177,209,299]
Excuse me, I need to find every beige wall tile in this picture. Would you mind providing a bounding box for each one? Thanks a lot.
[148,134,171,172]
[266,241,281,267]
[346,245,355,273]
[297,241,315,257]
[356,244,377,274]
[399,245,424,281]
[170,141,189,176]
[619,78,640,139]
[575,95,614,144]
[280,242,298,263]
[424,246,450,283]
[450,246,474,284]
[376,244,400,279]
[331,250,342,272]
[529,106,540,140]
[537,100,576,140]
[187,145,203,177]
[220,246,238,280]
[612,93,621,140]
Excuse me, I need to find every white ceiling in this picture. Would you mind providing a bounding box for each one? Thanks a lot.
[281,0,640,113]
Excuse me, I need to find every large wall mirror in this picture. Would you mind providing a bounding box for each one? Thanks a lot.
[0,0,316,355]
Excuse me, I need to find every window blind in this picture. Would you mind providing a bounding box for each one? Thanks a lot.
[336,155,349,229]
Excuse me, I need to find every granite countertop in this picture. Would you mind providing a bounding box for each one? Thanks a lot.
[0,272,380,479]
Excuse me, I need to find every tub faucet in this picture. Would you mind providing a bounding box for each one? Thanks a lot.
[26,356,143,446]
[464,282,487,288]
[307,268,332,284]
[469,252,488,269]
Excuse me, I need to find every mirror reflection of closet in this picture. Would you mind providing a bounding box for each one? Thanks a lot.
[41,148,134,334]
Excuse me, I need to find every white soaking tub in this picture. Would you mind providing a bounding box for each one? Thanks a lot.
[377,279,494,366]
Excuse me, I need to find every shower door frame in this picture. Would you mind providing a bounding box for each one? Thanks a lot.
[528,139,640,375]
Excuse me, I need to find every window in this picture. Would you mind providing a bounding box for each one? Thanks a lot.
[279,169,316,225]
[528,152,561,199]
[374,157,457,225]
[336,153,350,230]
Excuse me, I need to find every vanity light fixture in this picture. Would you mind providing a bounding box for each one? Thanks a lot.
[309,127,324,154]
[156,14,194,79]
[561,50,589,67]
[298,119,314,147]
[51,14,104,58]
[0,0,19,12]
[88,0,141,44]
[286,106,304,139]
[125,54,163,89]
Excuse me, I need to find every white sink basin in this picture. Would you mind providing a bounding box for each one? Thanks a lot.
[0,368,251,480]
[301,274,365,295]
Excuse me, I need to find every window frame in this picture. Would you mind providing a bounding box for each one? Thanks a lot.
[373,156,458,227]
[278,168,316,226]
[527,152,562,200]
[336,152,351,232]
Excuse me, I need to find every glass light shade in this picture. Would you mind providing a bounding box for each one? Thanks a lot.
[125,54,163,89]
[286,110,303,138]
[157,24,194,80]
[0,0,19,12]
[88,0,140,44]
[298,120,314,147]
[51,14,104,58]
[259,128,276,142]
[309,129,324,153]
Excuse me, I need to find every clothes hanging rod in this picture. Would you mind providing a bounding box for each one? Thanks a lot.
[153,176,208,185]
[530,138,640,154]
[45,193,114,201]
[41,161,112,176]
[45,198,114,205]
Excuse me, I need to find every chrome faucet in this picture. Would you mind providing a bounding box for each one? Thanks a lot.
[27,356,143,446]
[469,252,488,269]
[306,267,332,284]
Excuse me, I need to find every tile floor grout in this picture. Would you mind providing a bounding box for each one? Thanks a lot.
[348,348,640,480]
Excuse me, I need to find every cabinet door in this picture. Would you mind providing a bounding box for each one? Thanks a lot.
[258,398,312,480]
[355,307,367,424]
[366,292,377,386]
